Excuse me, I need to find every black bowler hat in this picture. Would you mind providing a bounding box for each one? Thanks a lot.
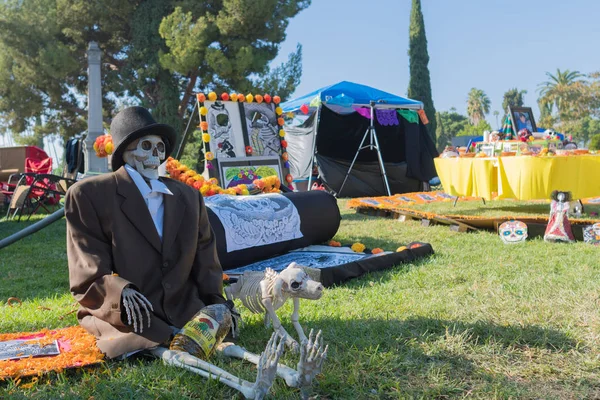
[109,106,177,171]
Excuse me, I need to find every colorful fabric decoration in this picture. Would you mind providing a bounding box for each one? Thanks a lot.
[397,109,419,124]
[375,109,399,126]
[498,220,528,244]
[417,109,429,124]
[353,107,371,119]
[583,223,600,245]
[500,114,515,140]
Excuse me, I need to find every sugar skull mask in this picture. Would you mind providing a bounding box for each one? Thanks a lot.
[498,220,528,244]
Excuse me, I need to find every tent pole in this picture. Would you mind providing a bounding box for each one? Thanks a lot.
[307,105,321,190]
[337,102,391,197]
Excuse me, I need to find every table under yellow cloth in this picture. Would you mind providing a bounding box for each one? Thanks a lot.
[435,155,600,200]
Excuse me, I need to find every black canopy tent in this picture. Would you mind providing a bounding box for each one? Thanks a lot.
[282,81,439,197]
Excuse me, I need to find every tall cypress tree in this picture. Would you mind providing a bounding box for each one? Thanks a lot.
[408,0,436,140]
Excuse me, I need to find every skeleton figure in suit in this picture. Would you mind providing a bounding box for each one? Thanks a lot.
[65,106,228,359]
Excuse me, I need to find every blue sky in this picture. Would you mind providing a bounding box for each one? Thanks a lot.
[271,0,600,129]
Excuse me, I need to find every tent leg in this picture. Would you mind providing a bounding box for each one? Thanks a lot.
[307,106,321,191]
[337,125,370,197]
[338,102,391,197]
[371,123,391,196]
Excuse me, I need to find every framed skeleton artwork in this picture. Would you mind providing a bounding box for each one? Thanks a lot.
[204,101,246,159]
[242,103,281,157]
[195,92,292,189]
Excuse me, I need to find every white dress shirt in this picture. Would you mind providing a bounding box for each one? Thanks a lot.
[124,164,173,240]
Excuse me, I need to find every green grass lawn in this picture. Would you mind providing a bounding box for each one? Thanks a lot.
[2,200,600,399]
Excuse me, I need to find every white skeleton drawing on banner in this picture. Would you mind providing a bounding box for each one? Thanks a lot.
[208,102,236,158]
[248,109,280,156]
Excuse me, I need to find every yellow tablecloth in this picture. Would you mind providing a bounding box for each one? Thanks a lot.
[435,155,600,200]
[434,157,497,200]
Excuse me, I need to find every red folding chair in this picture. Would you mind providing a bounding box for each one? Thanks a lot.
[3,157,54,220]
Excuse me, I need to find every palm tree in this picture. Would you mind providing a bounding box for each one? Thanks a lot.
[537,69,585,113]
[466,88,491,125]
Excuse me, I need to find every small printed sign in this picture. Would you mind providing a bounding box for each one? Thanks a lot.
[0,339,60,361]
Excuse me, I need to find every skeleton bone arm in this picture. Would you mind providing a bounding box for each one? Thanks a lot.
[151,332,285,400]
[121,287,153,333]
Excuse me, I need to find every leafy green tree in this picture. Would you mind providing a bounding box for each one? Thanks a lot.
[0,0,310,153]
[537,70,600,141]
[502,88,527,112]
[434,112,448,151]
[589,133,600,150]
[456,120,492,137]
[466,88,490,126]
[438,108,469,138]
[407,0,436,141]
[538,69,585,114]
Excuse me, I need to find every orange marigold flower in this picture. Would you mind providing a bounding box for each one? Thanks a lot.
[328,240,341,247]
[371,248,384,254]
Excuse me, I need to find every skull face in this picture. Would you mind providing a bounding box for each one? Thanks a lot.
[498,220,528,244]
[278,262,324,300]
[123,135,166,180]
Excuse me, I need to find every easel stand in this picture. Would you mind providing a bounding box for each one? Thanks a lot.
[338,101,391,197]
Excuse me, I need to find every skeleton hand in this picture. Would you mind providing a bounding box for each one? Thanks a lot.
[297,329,328,391]
[122,287,153,333]
[253,332,285,400]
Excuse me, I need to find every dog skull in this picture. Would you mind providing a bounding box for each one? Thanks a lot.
[124,135,165,180]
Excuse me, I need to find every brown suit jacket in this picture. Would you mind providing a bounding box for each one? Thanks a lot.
[65,166,225,359]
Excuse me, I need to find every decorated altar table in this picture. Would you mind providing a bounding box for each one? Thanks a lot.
[434,155,600,201]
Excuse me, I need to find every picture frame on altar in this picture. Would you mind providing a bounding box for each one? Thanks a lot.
[509,106,537,133]
[218,156,283,189]
[204,101,246,159]
[480,144,495,157]
[241,102,281,157]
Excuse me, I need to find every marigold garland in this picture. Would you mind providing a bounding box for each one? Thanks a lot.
[371,248,384,254]
[0,326,104,380]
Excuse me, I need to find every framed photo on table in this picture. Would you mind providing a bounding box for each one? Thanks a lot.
[218,156,283,189]
[509,106,537,133]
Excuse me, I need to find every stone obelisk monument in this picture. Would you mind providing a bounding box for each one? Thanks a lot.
[83,41,109,175]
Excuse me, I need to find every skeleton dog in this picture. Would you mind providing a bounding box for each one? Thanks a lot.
[225,262,324,350]
[223,262,328,398]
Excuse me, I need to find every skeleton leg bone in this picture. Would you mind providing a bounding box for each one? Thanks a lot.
[151,332,285,400]
[261,297,299,352]
[218,329,328,399]
[290,298,307,345]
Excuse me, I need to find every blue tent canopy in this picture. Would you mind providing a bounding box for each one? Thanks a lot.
[281,81,423,112]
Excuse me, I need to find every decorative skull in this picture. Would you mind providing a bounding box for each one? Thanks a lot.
[123,134,166,180]
[498,220,528,244]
